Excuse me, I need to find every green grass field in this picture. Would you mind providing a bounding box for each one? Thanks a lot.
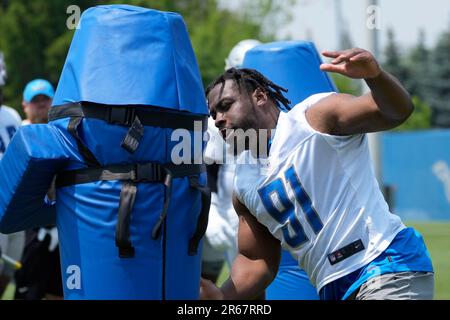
[2,222,449,300]
[218,222,450,300]
[407,222,450,300]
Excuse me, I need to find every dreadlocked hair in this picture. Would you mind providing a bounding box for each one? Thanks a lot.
[205,68,291,111]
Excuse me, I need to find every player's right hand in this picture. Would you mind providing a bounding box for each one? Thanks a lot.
[200,277,224,300]
[320,48,381,79]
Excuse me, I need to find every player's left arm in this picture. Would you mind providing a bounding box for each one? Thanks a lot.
[307,48,414,135]
[200,194,281,300]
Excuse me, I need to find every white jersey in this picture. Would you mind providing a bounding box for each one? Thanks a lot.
[234,92,405,291]
[0,105,21,159]
[203,118,239,265]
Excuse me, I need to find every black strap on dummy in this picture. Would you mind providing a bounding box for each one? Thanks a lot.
[151,172,173,241]
[187,175,211,256]
[67,117,101,167]
[52,102,210,258]
[56,163,209,258]
[49,102,207,153]
[116,182,137,258]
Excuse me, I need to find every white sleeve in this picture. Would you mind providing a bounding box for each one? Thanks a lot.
[11,109,22,126]
[204,117,226,164]
[293,92,364,146]
[290,92,336,120]
[204,192,235,251]
[2,105,22,126]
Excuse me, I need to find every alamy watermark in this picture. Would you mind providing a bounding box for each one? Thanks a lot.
[366,5,382,30]
[66,5,81,30]
[170,121,274,166]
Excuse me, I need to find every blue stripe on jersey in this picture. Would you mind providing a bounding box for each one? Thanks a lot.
[283,214,308,247]
[319,227,434,300]
[258,178,295,224]
[285,166,323,234]
[258,180,309,247]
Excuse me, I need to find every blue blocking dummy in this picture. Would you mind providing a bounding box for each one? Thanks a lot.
[0,125,69,233]
[0,5,210,299]
[243,41,337,300]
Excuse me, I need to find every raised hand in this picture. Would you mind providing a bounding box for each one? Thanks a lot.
[320,48,381,79]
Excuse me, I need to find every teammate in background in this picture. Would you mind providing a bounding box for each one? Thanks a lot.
[13,79,63,300]
[203,39,318,299]
[21,79,54,125]
[201,47,434,300]
[202,39,263,283]
[0,51,25,298]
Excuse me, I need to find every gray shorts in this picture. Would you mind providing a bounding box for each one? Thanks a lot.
[350,271,434,300]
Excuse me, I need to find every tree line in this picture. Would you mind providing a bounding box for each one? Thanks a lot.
[1,0,448,130]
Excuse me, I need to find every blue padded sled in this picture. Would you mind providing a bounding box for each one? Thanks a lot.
[0,5,209,300]
[0,125,73,233]
[243,41,337,299]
